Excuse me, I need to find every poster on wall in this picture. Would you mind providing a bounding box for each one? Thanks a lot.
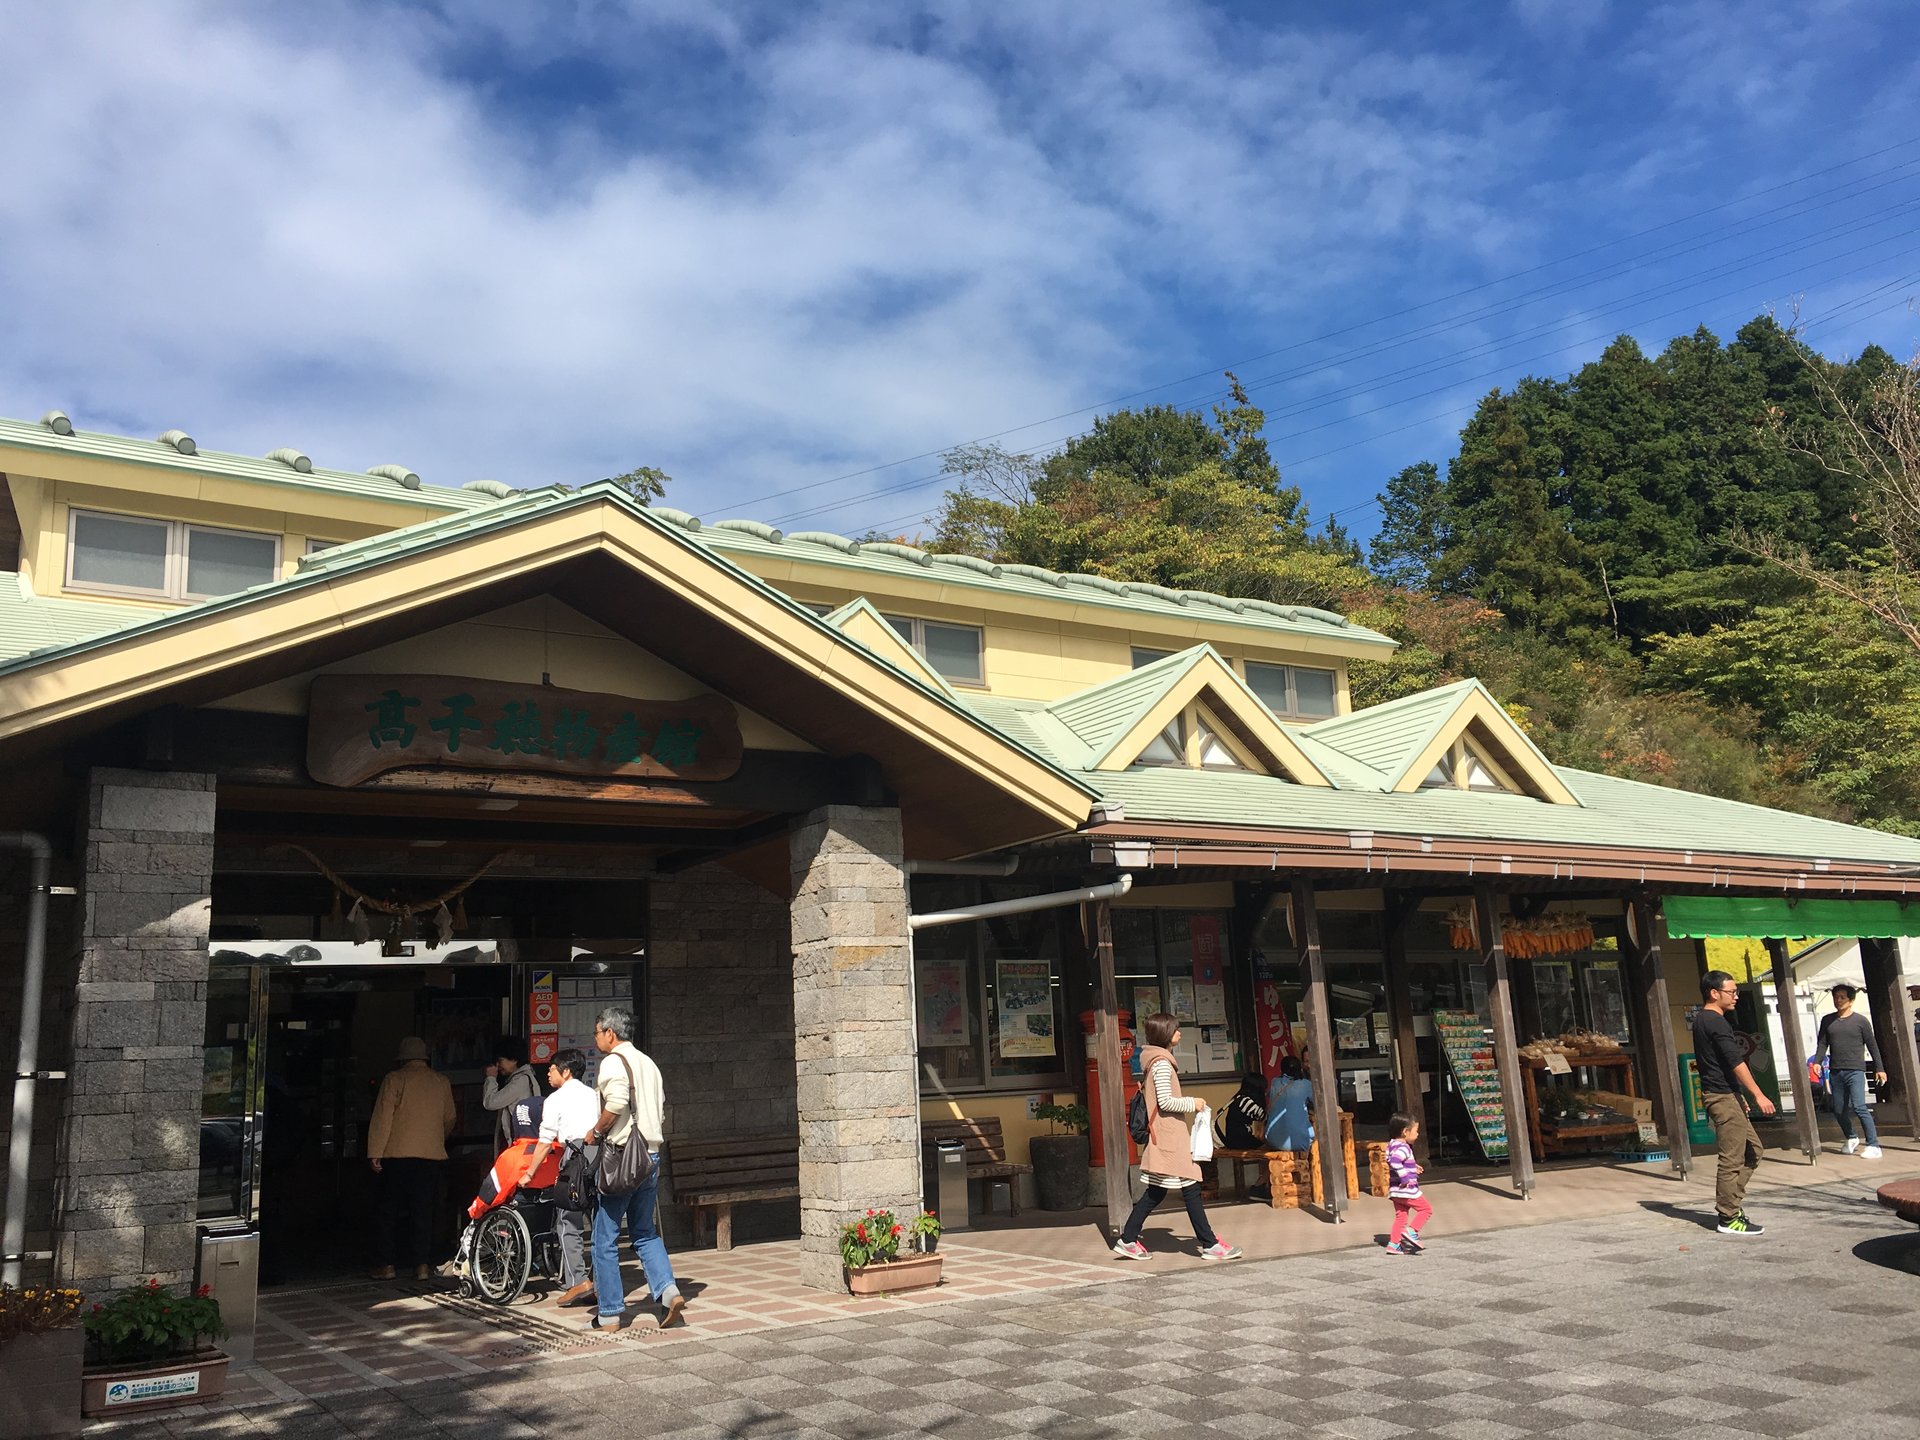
[995,960,1057,1057]
[1133,984,1162,1023]
[1167,977,1196,1022]
[917,962,970,1047]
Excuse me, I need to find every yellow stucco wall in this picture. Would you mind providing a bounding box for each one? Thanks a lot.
[213,596,818,752]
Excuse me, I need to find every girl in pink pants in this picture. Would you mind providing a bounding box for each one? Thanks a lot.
[1385,1113,1431,1255]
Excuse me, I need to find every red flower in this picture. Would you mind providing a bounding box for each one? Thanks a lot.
[865,1209,875,1217]
[196,1284,212,1298]
[91,1304,102,1314]
[856,1224,868,1242]
[146,1278,160,1289]
[891,1224,902,1236]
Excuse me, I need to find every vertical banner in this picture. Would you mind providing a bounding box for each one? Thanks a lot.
[916,961,970,1047]
[1250,945,1298,1078]
[529,975,560,1064]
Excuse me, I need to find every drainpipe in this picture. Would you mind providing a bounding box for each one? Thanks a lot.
[3,831,61,1287]
[909,874,1131,930]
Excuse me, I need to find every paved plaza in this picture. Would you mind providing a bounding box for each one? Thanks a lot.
[87,1153,1920,1440]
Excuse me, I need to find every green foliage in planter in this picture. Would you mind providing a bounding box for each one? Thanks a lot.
[839,1210,903,1270]
[83,1279,224,1366]
[1034,1101,1090,1136]
[0,1285,85,1345]
[907,1209,941,1243]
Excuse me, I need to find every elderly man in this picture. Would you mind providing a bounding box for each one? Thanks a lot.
[583,1005,685,1330]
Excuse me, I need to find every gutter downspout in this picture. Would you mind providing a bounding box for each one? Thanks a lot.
[910,874,1131,930]
[2,832,57,1287]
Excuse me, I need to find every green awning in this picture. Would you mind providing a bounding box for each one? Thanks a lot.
[1663,895,1920,939]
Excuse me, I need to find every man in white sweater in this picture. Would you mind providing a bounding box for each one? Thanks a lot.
[583,1005,684,1330]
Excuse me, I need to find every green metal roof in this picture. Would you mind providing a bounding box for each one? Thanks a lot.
[1044,647,1214,761]
[0,414,501,512]
[0,574,149,664]
[1299,678,1476,782]
[656,513,1398,655]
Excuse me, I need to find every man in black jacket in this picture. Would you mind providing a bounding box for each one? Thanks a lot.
[1691,972,1776,1236]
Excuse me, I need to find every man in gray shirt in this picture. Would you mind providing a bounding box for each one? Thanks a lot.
[1813,983,1885,1159]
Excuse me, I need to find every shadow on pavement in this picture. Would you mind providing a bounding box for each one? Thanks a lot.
[1851,1230,1920,1276]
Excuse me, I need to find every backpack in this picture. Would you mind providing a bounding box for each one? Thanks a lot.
[558,1141,597,1212]
[1127,1088,1151,1145]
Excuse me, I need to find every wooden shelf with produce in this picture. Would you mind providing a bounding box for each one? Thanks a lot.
[1522,1053,1639,1162]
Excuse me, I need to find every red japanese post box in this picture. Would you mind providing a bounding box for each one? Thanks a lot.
[1080,1009,1138,1167]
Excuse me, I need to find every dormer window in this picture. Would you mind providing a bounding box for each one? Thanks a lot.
[67,509,280,602]
[1419,736,1519,794]
[1137,705,1250,771]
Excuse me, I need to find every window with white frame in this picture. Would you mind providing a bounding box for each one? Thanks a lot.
[1245,660,1339,718]
[880,613,985,685]
[67,509,281,601]
[1137,705,1252,772]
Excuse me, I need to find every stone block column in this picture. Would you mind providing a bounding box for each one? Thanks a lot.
[789,805,918,1291]
[54,768,216,1294]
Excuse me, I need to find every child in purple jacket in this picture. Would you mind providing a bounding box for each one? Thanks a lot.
[1384,1112,1431,1256]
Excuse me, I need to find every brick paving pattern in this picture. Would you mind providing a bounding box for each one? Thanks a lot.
[87,1163,1920,1438]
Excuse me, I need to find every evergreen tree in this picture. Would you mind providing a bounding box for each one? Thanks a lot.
[1369,460,1449,588]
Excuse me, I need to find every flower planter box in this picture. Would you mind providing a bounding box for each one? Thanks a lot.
[845,1252,942,1296]
[81,1350,230,1418]
[0,1327,85,1438]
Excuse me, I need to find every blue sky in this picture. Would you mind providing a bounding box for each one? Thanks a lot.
[2,0,1916,545]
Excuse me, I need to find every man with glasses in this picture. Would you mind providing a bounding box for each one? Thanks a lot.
[583,1006,685,1329]
[1692,971,1777,1235]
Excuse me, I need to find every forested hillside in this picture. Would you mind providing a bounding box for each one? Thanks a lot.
[926,315,1920,832]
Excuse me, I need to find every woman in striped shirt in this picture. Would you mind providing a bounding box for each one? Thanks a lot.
[1112,1011,1243,1261]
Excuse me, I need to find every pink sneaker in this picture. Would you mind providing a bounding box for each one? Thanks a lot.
[1111,1239,1149,1260]
[1200,1240,1242,1260]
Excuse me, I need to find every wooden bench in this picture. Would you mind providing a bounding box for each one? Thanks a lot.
[668,1134,799,1251]
[923,1116,1033,1216]
[1209,1113,1363,1209]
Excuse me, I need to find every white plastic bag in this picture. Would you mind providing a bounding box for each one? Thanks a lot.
[1190,1104,1215,1162]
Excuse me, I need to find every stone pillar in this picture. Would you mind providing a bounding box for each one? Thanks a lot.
[790,805,917,1292]
[55,768,216,1293]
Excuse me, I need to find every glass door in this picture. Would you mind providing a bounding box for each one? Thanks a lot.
[198,968,267,1223]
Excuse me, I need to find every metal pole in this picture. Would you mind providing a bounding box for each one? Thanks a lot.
[1474,885,1535,1197]
[1088,898,1133,1235]
[3,832,55,1287]
[1762,938,1819,1163]
[1292,878,1347,1221]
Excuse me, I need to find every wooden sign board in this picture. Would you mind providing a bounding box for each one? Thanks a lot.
[308,674,743,788]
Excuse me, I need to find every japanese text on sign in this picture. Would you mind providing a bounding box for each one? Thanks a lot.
[308,674,743,787]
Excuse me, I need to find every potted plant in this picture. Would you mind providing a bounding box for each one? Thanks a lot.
[0,1284,87,1438]
[840,1209,942,1296]
[908,1208,942,1255]
[80,1279,228,1418]
[1031,1101,1091,1211]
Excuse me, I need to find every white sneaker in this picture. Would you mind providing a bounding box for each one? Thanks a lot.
[1111,1240,1149,1260]
[1862,1145,1883,1159]
[1200,1240,1243,1260]
[1844,1137,1861,1155]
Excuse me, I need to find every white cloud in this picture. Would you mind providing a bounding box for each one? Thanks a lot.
[0,0,1881,536]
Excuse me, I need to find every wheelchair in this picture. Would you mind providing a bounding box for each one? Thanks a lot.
[455,1138,571,1305]
[458,1187,564,1304]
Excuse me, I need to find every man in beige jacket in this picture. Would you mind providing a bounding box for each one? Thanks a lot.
[367,1036,456,1280]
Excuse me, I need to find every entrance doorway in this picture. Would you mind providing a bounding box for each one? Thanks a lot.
[197,952,643,1286]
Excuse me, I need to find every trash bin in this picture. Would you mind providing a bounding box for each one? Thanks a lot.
[196,1225,259,1367]
[922,1138,969,1232]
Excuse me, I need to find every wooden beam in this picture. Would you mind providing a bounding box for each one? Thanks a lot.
[1473,884,1535,1197]
[1762,937,1819,1164]
[1381,892,1427,1164]
[1087,898,1133,1236]
[1859,938,1920,1143]
[1292,877,1347,1221]
[1629,896,1691,1180]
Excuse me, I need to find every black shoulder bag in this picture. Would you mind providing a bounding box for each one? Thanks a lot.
[595,1052,658,1198]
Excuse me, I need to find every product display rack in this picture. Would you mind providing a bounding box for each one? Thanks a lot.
[1434,1008,1509,1159]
